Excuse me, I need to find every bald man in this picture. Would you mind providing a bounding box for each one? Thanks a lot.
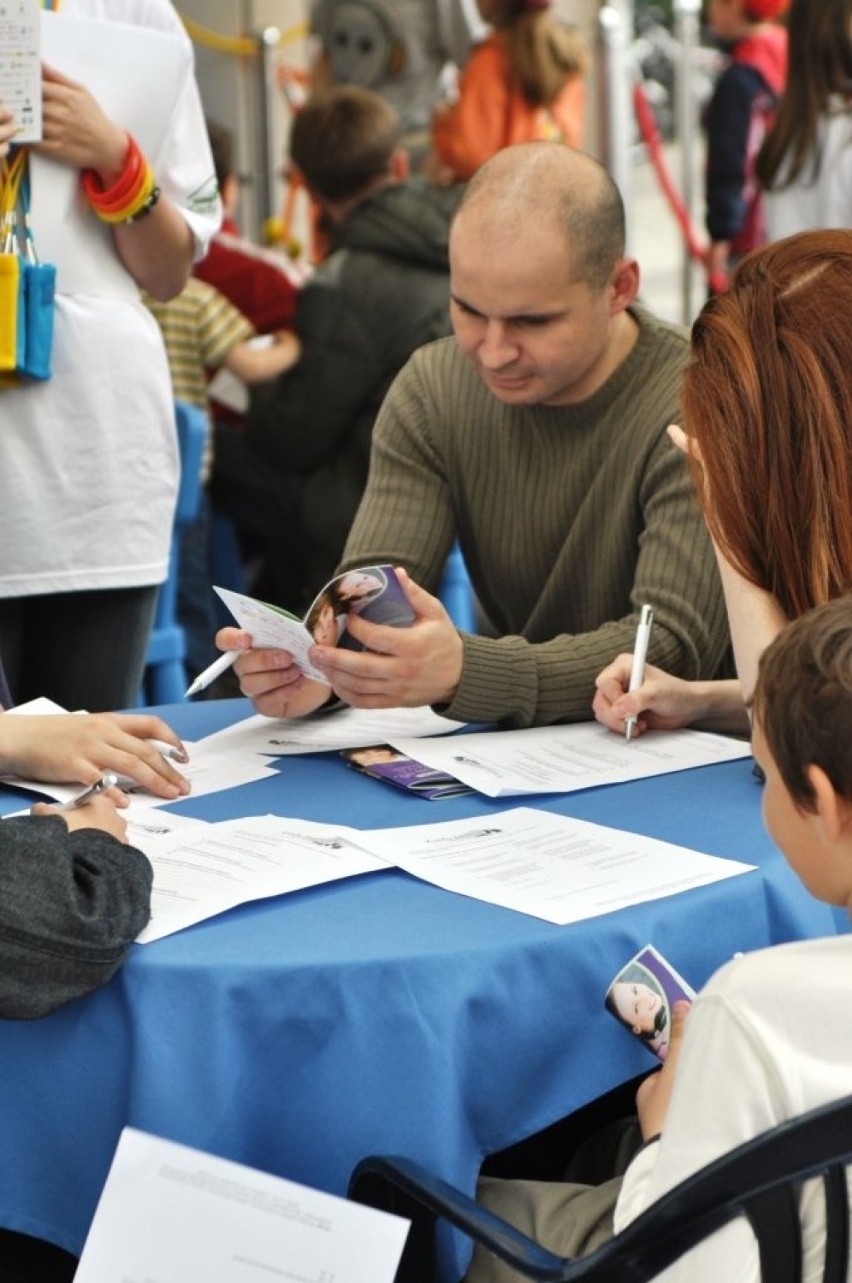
[218,143,731,728]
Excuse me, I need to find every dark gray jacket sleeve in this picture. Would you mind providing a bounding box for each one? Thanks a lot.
[0,816,153,1020]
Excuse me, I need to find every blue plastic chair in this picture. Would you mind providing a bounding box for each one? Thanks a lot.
[438,541,477,632]
[138,400,207,706]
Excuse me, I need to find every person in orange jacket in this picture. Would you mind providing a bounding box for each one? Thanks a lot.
[426,0,589,185]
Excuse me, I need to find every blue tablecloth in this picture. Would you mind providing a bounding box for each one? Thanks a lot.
[0,700,842,1275]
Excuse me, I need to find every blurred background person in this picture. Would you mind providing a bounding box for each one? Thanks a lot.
[310,0,487,162]
[756,0,852,238]
[221,87,456,613]
[703,0,789,291]
[426,0,589,185]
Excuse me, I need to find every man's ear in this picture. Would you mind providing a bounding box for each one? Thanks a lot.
[807,764,852,844]
[609,257,640,315]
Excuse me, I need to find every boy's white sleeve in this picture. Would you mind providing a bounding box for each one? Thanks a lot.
[613,970,784,1283]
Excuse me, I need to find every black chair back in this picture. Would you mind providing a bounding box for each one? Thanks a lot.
[349,1094,852,1283]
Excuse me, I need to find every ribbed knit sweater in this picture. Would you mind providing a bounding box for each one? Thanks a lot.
[339,306,731,728]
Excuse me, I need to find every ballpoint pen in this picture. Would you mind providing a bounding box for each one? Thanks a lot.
[56,772,119,812]
[624,604,654,742]
[184,649,240,698]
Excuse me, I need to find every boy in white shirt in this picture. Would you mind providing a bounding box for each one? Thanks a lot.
[469,594,852,1283]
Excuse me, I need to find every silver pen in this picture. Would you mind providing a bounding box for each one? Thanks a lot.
[624,605,654,742]
[56,772,119,811]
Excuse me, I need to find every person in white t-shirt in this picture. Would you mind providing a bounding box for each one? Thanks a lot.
[467,595,852,1283]
[756,0,852,239]
[0,0,221,711]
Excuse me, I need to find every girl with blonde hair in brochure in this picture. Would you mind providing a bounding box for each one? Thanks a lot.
[594,228,852,739]
[756,0,852,238]
[426,0,589,185]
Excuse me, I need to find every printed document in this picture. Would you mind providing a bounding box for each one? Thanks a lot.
[133,814,389,943]
[74,1127,409,1283]
[197,706,466,756]
[355,806,755,925]
[389,723,751,798]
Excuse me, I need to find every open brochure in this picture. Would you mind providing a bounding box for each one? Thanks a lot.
[215,564,415,683]
[604,943,696,1063]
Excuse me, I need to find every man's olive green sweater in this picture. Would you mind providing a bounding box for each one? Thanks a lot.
[340,306,730,727]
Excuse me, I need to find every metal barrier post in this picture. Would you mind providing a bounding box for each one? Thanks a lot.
[255,25,282,234]
[597,0,634,247]
[673,0,702,322]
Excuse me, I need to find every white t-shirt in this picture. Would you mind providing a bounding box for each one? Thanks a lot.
[765,105,852,240]
[0,0,221,598]
[615,934,852,1283]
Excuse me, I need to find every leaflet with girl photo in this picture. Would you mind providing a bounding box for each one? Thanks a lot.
[604,943,695,1063]
[342,745,473,801]
[215,565,415,684]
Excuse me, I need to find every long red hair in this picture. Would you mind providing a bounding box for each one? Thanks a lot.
[683,229,852,620]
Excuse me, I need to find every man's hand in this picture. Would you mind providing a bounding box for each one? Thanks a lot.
[32,794,129,842]
[309,570,464,709]
[216,627,331,720]
[635,1001,690,1140]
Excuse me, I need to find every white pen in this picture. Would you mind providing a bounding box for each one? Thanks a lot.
[624,604,654,742]
[184,649,241,698]
[56,772,119,812]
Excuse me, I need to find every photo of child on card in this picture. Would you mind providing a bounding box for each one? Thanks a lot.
[605,944,695,1063]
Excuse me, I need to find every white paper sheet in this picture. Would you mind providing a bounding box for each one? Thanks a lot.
[32,11,185,297]
[0,0,41,142]
[388,723,752,798]
[74,1127,409,1283]
[354,806,755,925]
[134,814,389,943]
[214,586,326,681]
[197,707,467,756]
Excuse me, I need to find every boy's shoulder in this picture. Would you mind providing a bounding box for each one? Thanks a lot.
[706,933,852,1007]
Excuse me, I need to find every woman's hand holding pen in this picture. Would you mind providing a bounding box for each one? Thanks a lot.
[594,657,750,738]
[593,656,711,738]
[31,793,130,842]
[0,712,190,800]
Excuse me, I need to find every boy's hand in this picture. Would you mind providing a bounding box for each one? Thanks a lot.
[635,1000,691,1139]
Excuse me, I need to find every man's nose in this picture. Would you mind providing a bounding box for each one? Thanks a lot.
[478,321,518,369]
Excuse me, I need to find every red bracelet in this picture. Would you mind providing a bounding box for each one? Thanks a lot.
[82,134,144,211]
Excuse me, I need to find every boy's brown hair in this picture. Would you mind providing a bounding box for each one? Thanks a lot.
[753,596,852,811]
[289,86,402,204]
